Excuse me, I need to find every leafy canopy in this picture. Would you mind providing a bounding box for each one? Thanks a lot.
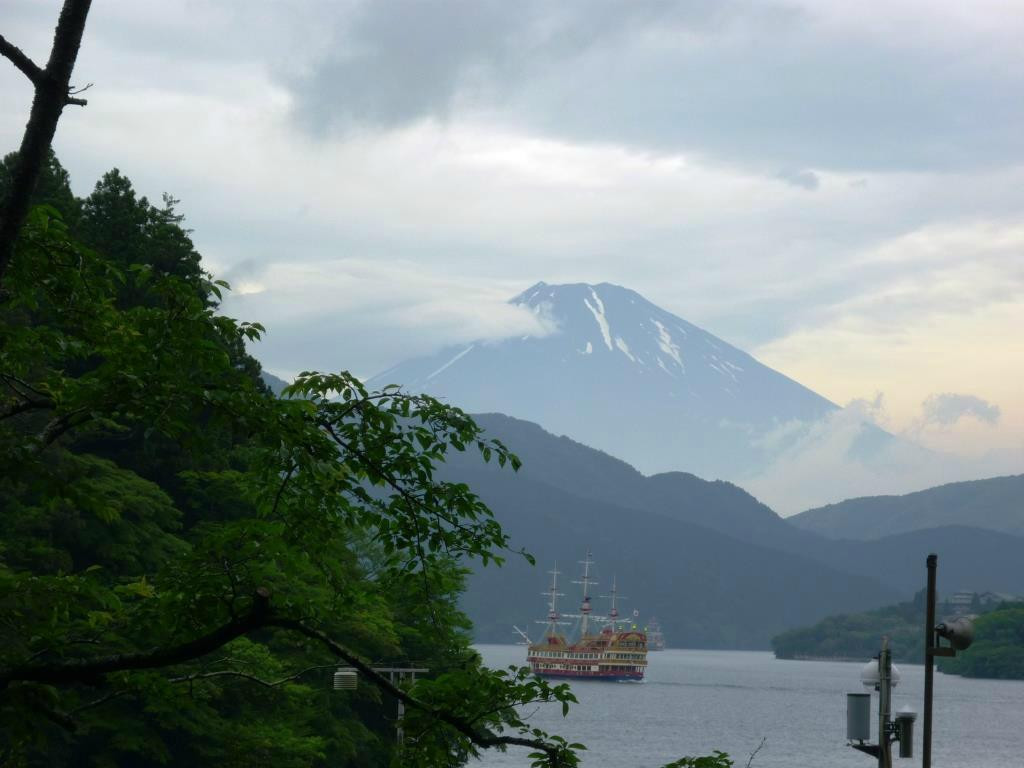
[0,157,729,767]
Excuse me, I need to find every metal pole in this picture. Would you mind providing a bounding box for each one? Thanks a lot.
[878,639,892,768]
[923,553,937,768]
[395,671,405,747]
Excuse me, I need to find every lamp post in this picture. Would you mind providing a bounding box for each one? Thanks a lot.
[849,636,909,768]
[333,665,429,747]
[922,554,974,768]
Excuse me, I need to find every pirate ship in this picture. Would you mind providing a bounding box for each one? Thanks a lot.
[526,552,648,681]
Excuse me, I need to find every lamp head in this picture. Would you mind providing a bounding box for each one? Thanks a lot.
[936,617,975,651]
[860,660,879,689]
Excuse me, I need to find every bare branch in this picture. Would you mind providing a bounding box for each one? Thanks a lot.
[168,664,337,689]
[71,688,131,715]
[745,737,767,768]
[0,34,44,84]
[0,0,94,287]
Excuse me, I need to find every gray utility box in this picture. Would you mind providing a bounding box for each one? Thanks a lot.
[847,693,872,741]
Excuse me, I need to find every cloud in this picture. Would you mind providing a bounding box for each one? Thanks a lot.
[776,169,820,190]
[920,393,1001,427]
[286,0,1024,173]
[4,0,1020,498]
[220,259,556,379]
[744,395,1019,515]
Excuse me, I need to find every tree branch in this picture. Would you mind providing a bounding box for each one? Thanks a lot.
[0,396,55,421]
[1,373,52,401]
[37,407,91,447]
[168,664,337,689]
[267,617,568,764]
[745,737,767,767]
[0,0,94,288]
[0,590,569,766]
[0,587,270,689]
[0,34,44,84]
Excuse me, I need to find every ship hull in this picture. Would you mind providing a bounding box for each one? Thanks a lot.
[527,629,648,682]
[533,668,644,682]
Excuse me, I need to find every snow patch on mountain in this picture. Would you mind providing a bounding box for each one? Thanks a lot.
[583,294,613,350]
[614,336,635,361]
[652,319,684,371]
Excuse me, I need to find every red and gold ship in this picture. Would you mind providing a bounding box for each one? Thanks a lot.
[526,552,647,681]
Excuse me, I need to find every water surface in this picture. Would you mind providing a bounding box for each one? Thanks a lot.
[472,645,1023,768]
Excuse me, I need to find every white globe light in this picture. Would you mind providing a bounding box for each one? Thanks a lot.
[859,659,900,688]
[861,660,880,689]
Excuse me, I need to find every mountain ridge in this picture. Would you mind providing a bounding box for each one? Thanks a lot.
[369,281,845,484]
[443,413,1024,646]
[789,474,1024,539]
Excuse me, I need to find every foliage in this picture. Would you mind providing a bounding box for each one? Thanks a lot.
[771,592,927,663]
[0,156,727,768]
[0,157,552,767]
[939,603,1024,679]
[769,590,1013,663]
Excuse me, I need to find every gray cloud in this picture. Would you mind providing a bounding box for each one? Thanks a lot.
[921,393,1002,427]
[288,0,716,133]
[776,168,820,190]
[287,0,1024,172]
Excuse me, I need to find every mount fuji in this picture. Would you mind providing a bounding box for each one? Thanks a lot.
[369,281,864,485]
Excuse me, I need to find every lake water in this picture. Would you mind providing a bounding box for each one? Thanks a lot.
[472,645,1024,768]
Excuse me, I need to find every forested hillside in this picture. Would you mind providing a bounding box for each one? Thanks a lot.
[771,593,928,662]
[940,603,1024,679]
[772,594,1023,671]
[790,475,1024,539]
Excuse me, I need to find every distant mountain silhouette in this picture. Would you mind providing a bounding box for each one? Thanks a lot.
[789,475,1024,539]
[445,414,1024,647]
[261,371,290,395]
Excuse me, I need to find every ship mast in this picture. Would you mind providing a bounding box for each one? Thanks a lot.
[573,551,597,638]
[608,574,620,630]
[600,574,628,632]
[539,562,564,638]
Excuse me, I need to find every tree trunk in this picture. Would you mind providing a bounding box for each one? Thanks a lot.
[0,0,93,288]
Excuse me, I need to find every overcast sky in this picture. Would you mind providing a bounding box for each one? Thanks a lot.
[3,0,1022,483]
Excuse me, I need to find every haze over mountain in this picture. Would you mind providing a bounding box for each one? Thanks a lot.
[369,281,901,511]
[790,474,1024,540]
[443,414,1024,647]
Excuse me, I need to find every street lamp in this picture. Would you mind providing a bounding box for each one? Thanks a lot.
[847,637,915,768]
[922,554,974,768]
[332,665,429,746]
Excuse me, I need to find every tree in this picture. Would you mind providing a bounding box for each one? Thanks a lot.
[0,8,729,768]
[0,0,93,287]
[939,603,1024,680]
[0,195,584,766]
